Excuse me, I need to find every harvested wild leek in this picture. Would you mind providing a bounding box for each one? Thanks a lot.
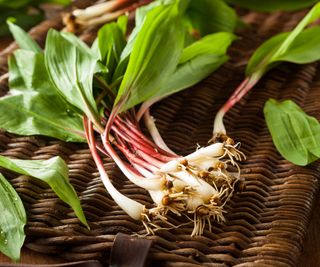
[1,0,243,236]
[213,3,320,147]
[63,0,151,32]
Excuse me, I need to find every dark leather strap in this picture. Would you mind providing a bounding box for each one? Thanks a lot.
[110,233,152,267]
[0,260,103,267]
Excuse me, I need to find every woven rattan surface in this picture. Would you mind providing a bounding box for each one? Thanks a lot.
[0,3,320,267]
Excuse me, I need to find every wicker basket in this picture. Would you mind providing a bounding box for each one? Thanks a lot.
[0,2,319,266]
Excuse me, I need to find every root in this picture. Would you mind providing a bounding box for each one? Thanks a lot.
[191,204,226,237]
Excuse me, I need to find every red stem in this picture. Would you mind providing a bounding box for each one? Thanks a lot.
[123,115,178,158]
[220,76,259,114]
[115,141,158,172]
[111,123,169,164]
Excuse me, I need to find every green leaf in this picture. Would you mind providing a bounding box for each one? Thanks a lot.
[0,173,26,261]
[264,99,320,166]
[275,26,320,64]
[179,32,236,63]
[44,29,99,123]
[225,0,319,11]
[115,2,185,112]
[117,15,128,36]
[97,21,127,83]
[0,156,88,227]
[156,32,236,98]
[116,0,183,78]
[0,49,85,142]
[186,0,238,36]
[7,21,41,52]
[0,92,85,142]
[246,3,320,76]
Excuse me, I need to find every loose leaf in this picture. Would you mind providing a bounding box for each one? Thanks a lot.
[274,26,320,64]
[0,173,26,261]
[0,49,85,142]
[0,92,85,142]
[0,156,88,227]
[225,0,319,11]
[156,32,236,98]
[97,20,127,83]
[186,0,238,36]
[115,2,185,112]
[246,3,320,76]
[116,0,185,81]
[264,99,320,166]
[7,21,41,52]
[45,29,99,122]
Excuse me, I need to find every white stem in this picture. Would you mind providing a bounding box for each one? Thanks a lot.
[72,0,119,20]
[172,179,187,191]
[213,109,226,135]
[104,135,163,191]
[148,190,165,205]
[76,9,126,26]
[137,96,163,121]
[186,195,204,210]
[192,157,220,170]
[96,163,144,220]
[173,170,216,200]
[160,147,223,173]
[160,159,180,173]
[144,109,176,155]
[134,164,154,179]
[86,117,144,221]
[185,143,224,161]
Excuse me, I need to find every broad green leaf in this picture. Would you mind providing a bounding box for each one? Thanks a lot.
[159,55,228,98]
[186,0,238,36]
[98,22,126,62]
[264,99,320,166]
[0,173,26,261]
[225,0,319,11]
[0,49,85,142]
[275,27,320,64]
[0,156,88,227]
[246,3,320,76]
[97,21,126,83]
[179,32,236,63]
[117,0,184,72]
[45,29,99,122]
[156,32,236,98]
[116,15,128,36]
[0,93,85,142]
[7,21,41,52]
[115,2,185,112]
